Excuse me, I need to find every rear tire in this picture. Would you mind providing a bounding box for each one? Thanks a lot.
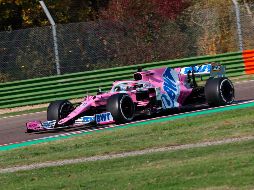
[106,94,135,123]
[47,100,74,125]
[205,77,234,106]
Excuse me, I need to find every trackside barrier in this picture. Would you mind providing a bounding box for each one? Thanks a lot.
[0,50,253,109]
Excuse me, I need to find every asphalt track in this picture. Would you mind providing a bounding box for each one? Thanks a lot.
[0,80,253,146]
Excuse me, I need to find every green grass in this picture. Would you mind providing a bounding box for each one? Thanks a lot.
[1,140,254,190]
[0,106,254,189]
[0,107,253,169]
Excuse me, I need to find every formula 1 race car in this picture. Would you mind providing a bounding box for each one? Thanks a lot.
[26,63,235,132]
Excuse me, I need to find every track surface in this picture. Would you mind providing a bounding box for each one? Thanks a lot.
[0,80,253,146]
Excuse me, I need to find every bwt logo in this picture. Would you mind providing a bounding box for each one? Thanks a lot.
[95,112,113,123]
[161,68,180,109]
[75,112,113,124]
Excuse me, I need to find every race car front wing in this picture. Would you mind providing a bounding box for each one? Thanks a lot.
[26,112,115,132]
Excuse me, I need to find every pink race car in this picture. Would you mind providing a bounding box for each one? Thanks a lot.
[26,63,234,132]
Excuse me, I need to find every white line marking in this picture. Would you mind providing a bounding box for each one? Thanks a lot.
[117,99,254,126]
[1,100,254,148]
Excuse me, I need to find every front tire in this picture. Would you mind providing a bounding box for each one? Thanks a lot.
[205,77,234,106]
[47,100,74,125]
[106,94,135,123]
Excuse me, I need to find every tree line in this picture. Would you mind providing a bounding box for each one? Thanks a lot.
[1,0,253,82]
[0,0,190,31]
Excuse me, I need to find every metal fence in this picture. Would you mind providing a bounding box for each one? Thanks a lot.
[0,3,254,82]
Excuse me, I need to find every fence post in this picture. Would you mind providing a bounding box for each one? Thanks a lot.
[39,1,61,75]
[232,0,244,51]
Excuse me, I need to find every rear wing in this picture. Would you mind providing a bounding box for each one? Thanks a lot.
[180,63,225,77]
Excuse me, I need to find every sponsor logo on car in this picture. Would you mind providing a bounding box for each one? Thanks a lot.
[180,64,211,75]
[75,112,114,125]
[95,112,113,123]
[161,68,180,109]
[42,120,56,129]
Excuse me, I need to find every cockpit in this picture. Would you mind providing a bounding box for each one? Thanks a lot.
[111,82,135,92]
[111,81,154,92]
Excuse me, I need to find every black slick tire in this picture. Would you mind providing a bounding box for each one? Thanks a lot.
[106,93,135,123]
[205,77,234,106]
[47,100,74,125]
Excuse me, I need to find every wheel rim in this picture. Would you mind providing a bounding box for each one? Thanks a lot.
[120,96,134,120]
[220,79,234,103]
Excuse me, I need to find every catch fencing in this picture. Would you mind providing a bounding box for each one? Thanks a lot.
[0,3,254,82]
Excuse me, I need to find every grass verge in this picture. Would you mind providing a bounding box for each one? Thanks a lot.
[0,140,254,189]
[0,106,253,169]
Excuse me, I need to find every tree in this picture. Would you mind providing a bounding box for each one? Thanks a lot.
[186,0,237,55]
[0,0,110,31]
[99,0,192,64]
[152,0,190,19]
[0,0,23,31]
